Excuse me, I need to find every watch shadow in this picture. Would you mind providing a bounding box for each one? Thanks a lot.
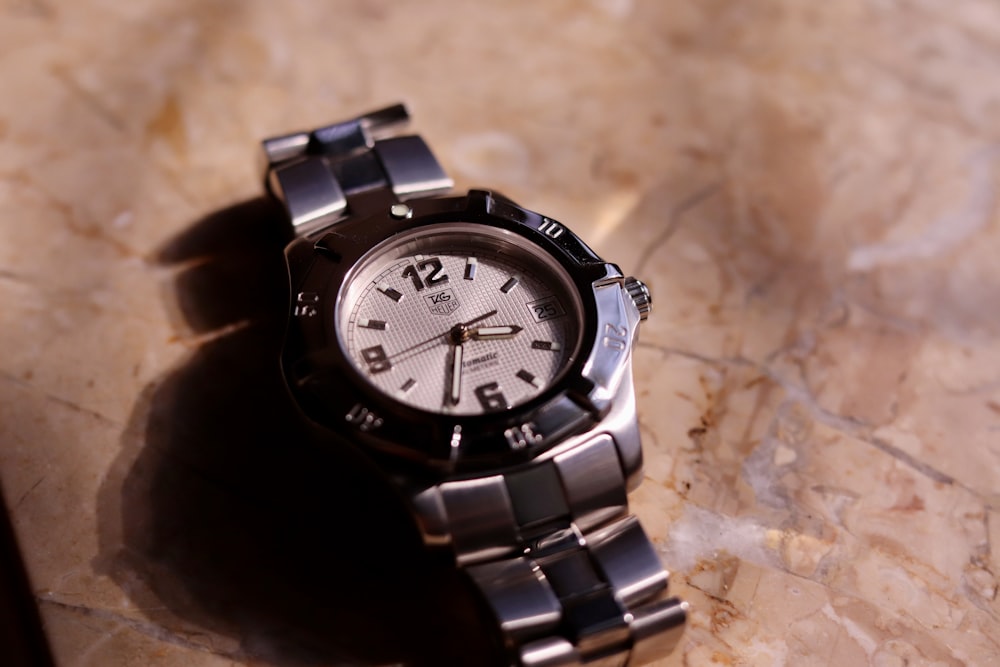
[95,199,500,667]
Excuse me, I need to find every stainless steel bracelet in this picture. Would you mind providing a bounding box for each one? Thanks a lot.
[263,105,686,666]
[262,103,452,237]
[422,431,688,666]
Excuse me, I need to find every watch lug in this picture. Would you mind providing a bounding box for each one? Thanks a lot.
[464,189,495,214]
[579,276,642,415]
[592,262,625,286]
[532,365,644,491]
[462,189,523,214]
[406,483,453,548]
[603,364,644,490]
[283,234,318,288]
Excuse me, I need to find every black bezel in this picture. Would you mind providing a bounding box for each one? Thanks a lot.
[281,190,617,472]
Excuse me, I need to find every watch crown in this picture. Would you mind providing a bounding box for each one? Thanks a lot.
[624,277,652,320]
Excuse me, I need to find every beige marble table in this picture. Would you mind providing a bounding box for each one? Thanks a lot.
[2,1,999,665]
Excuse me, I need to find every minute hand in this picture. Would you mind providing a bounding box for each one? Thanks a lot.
[468,325,523,340]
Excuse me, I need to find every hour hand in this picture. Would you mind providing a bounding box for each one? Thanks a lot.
[468,325,523,340]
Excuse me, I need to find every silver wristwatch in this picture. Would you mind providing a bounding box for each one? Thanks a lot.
[264,104,687,666]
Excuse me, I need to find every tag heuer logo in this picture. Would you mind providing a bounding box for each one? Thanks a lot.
[425,288,459,315]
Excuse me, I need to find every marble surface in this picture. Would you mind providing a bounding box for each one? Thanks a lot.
[2,0,1000,664]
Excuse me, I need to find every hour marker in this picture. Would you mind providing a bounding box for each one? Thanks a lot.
[531,340,561,351]
[465,257,478,280]
[399,378,417,394]
[516,369,541,388]
[358,318,387,330]
[377,282,403,302]
[500,276,519,294]
[448,344,464,406]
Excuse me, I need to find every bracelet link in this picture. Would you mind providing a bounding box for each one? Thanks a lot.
[467,514,687,666]
[263,103,411,167]
[262,103,452,236]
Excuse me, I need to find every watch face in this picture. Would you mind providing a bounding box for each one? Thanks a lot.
[337,223,583,416]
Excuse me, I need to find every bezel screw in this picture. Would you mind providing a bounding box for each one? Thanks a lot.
[390,203,413,219]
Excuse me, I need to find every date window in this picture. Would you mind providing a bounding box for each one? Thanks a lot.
[527,295,566,322]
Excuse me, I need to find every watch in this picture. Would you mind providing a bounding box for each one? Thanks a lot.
[263,104,687,666]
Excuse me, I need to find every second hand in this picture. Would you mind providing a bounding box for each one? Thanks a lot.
[387,309,498,362]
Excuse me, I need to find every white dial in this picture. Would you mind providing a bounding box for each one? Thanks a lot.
[338,224,582,415]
